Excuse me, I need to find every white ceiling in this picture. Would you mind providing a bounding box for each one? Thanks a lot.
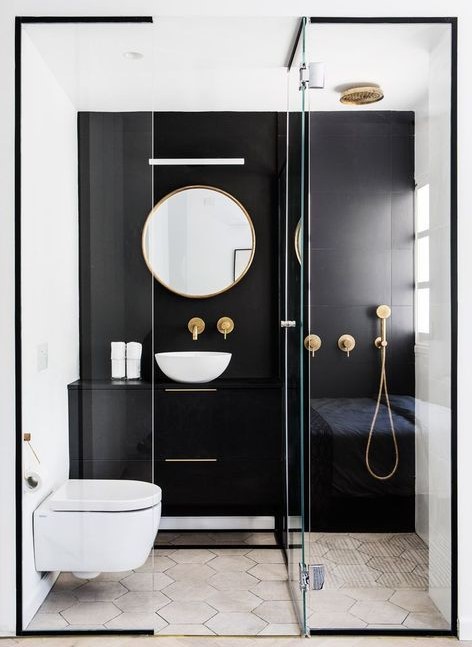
[24,18,450,112]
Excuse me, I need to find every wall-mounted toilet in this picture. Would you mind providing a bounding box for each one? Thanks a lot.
[34,479,161,579]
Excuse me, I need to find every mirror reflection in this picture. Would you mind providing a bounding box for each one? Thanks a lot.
[142,185,255,298]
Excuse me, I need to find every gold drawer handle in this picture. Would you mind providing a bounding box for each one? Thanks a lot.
[164,388,217,392]
[164,458,218,462]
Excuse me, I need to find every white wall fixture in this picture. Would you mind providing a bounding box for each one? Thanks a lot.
[148,158,245,165]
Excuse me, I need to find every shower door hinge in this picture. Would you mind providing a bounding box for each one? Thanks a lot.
[299,63,309,90]
[299,563,325,592]
[281,320,296,328]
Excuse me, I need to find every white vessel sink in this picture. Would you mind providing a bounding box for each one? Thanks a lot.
[155,351,232,383]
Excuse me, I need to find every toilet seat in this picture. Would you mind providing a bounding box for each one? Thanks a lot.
[49,479,162,512]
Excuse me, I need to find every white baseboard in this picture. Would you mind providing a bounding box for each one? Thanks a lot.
[458,616,472,640]
[160,516,274,531]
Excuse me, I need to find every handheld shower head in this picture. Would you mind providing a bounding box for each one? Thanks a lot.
[376,304,391,320]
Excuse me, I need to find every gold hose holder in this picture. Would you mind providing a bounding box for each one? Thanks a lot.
[217,317,234,340]
[188,317,205,341]
[374,304,391,349]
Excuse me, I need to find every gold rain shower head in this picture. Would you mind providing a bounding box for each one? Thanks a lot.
[340,85,384,105]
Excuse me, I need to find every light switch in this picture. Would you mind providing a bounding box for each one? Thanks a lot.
[37,343,48,372]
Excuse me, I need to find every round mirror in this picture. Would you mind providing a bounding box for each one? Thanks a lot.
[142,186,256,298]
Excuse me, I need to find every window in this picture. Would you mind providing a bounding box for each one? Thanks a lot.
[415,184,430,339]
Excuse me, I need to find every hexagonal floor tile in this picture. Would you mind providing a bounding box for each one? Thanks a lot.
[171,549,216,564]
[325,549,370,565]
[105,611,168,631]
[61,601,121,625]
[390,590,441,613]
[74,581,127,602]
[253,600,298,624]
[320,535,361,550]
[120,571,174,592]
[308,591,356,613]
[247,564,287,581]
[205,611,267,635]
[208,555,256,572]
[250,581,291,601]
[206,590,262,612]
[246,549,284,564]
[53,572,86,591]
[209,571,259,591]
[38,592,78,613]
[166,563,216,581]
[403,611,449,629]
[259,623,300,635]
[367,556,417,573]
[341,588,394,601]
[134,553,177,572]
[308,610,367,629]
[350,600,408,624]
[159,624,215,635]
[358,541,404,558]
[162,580,217,602]
[28,613,69,630]
[244,533,277,545]
[158,601,217,624]
[114,591,170,613]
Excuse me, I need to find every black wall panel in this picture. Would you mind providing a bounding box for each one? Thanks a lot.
[309,111,415,398]
[79,112,280,381]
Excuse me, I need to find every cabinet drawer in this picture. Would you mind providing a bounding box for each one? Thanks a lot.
[155,459,283,514]
[155,387,282,460]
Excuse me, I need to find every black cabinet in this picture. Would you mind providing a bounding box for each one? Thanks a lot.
[68,380,283,520]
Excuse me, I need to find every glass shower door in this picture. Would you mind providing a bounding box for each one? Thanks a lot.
[283,16,308,635]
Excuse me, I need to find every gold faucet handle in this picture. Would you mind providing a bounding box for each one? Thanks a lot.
[217,317,234,340]
[304,334,322,357]
[338,334,356,358]
[188,317,205,341]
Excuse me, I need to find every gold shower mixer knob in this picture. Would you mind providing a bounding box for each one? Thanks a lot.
[217,317,234,340]
[338,334,356,357]
[304,334,322,357]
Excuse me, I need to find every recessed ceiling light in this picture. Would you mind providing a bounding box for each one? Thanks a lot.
[123,51,144,60]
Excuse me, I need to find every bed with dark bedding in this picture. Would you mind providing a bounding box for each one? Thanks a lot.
[310,396,416,532]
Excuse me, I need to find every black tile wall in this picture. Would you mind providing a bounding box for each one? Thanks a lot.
[309,112,415,398]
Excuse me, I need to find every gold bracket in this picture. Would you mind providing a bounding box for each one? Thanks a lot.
[188,317,205,341]
[304,334,322,357]
[338,334,356,358]
[217,316,234,340]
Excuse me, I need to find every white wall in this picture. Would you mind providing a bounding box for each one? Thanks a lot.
[20,31,80,626]
[414,28,452,622]
[1,0,472,639]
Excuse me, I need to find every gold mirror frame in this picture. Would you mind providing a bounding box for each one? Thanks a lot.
[142,185,256,299]
[295,219,302,265]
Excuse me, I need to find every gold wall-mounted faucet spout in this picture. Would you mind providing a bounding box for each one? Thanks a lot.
[188,317,205,341]
[217,316,234,340]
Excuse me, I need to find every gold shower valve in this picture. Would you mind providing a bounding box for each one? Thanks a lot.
[338,334,356,357]
[217,317,234,340]
[304,334,322,357]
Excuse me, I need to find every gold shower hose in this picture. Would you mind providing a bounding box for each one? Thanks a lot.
[365,342,399,480]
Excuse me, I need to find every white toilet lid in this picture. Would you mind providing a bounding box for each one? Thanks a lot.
[49,479,162,512]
